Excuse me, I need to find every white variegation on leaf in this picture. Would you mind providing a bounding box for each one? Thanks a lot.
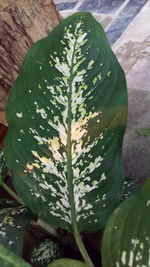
[122,177,141,200]
[0,200,35,256]
[30,239,63,267]
[102,179,150,267]
[5,12,127,233]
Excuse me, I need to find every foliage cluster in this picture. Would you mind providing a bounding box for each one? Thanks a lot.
[0,12,149,267]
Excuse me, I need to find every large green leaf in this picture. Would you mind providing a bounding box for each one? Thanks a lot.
[0,244,31,267]
[4,12,127,232]
[48,258,86,267]
[0,200,35,256]
[102,179,150,267]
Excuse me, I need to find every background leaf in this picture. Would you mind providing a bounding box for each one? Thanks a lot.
[122,177,142,200]
[0,199,21,209]
[30,239,63,267]
[48,258,86,267]
[0,200,36,256]
[0,244,31,267]
[102,179,150,267]
[5,12,127,232]
[136,128,150,137]
[0,150,8,185]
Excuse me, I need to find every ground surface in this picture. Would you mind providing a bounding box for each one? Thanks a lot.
[54,0,150,179]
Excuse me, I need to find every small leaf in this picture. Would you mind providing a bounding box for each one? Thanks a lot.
[0,244,31,267]
[30,239,63,267]
[0,200,36,256]
[122,177,141,200]
[0,150,8,184]
[102,178,150,267]
[136,128,150,136]
[48,258,86,267]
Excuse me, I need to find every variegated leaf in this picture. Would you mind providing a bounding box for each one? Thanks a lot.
[122,177,141,200]
[0,199,19,209]
[30,239,63,266]
[0,150,8,184]
[0,244,31,267]
[4,12,127,232]
[0,200,36,256]
[48,258,86,267]
[102,179,150,267]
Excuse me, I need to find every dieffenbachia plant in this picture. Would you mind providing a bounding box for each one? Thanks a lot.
[0,149,24,203]
[0,199,35,256]
[122,177,141,200]
[0,150,8,185]
[4,12,127,266]
[102,179,150,267]
[0,244,32,267]
[48,258,86,267]
[30,239,63,266]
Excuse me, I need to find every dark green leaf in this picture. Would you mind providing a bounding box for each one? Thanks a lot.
[136,128,150,136]
[0,199,20,210]
[0,201,35,256]
[122,177,141,200]
[0,150,8,184]
[48,258,86,267]
[30,239,63,267]
[0,244,31,267]
[5,12,127,232]
[102,178,150,267]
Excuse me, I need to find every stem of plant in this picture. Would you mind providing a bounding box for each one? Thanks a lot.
[0,182,24,205]
[73,223,94,267]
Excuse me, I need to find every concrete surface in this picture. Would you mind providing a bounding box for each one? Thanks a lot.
[54,0,150,179]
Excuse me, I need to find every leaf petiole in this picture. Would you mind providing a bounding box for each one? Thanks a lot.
[0,182,24,205]
[73,224,94,267]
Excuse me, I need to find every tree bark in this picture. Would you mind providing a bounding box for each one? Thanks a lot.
[0,0,61,127]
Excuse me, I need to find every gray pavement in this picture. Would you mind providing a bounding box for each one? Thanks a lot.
[54,0,150,179]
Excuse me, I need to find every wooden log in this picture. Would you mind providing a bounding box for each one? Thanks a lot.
[0,0,61,126]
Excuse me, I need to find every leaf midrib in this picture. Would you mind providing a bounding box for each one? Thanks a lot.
[66,37,78,231]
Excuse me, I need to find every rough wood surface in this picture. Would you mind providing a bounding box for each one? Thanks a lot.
[0,0,61,126]
[0,123,7,148]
